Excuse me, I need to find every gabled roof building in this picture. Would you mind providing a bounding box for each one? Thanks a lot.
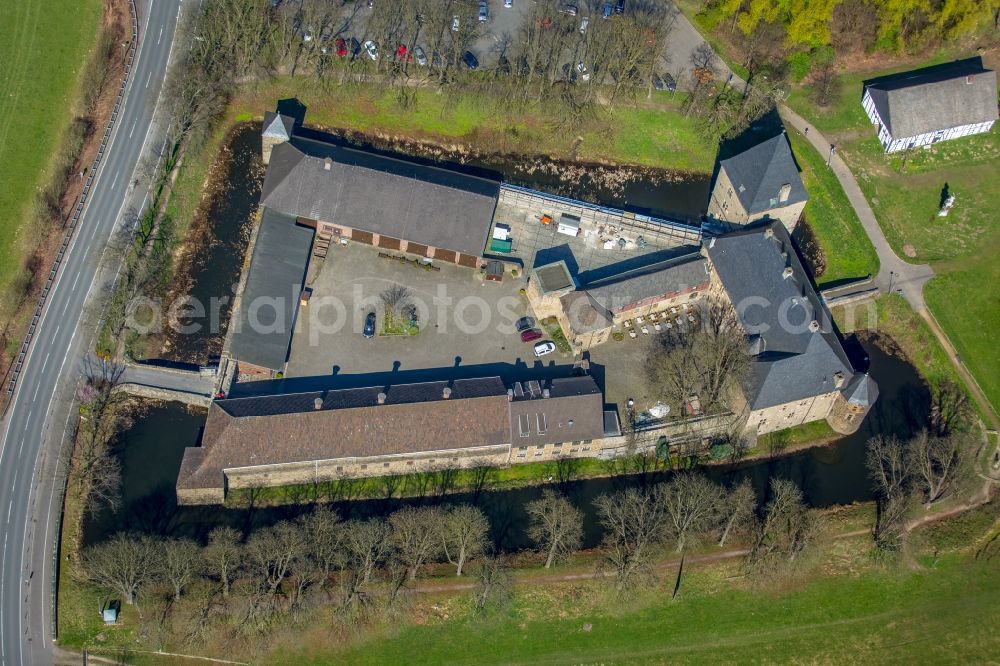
[862,57,998,153]
[704,221,877,436]
[707,133,807,233]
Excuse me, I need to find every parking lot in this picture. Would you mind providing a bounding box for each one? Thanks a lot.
[285,242,574,378]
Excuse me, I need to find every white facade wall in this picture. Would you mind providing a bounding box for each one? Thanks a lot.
[862,89,996,153]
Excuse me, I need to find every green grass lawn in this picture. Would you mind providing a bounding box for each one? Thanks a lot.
[0,0,102,289]
[229,79,716,172]
[278,555,1000,665]
[787,56,1000,414]
[787,132,879,286]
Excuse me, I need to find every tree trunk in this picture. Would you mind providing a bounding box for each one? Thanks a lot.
[456,544,467,577]
[719,513,737,546]
[545,540,559,569]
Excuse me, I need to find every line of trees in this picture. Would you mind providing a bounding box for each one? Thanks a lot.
[80,471,817,647]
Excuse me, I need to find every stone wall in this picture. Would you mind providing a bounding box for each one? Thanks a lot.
[746,390,839,435]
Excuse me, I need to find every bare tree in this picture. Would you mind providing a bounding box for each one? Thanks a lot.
[380,284,413,328]
[865,434,911,553]
[472,555,512,616]
[718,478,756,546]
[81,533,159,605]
[204,525,243,598]
[746,478,816,570]
[929,380,971,437]
[299,506,343,584]
[440,505,490,576]
[595,487,667,592]
[525,490,584,569]
[657,473,723,553]
[907,430,973,505]
[344,518,394,585]
[390,506,444,580]
[246,521,305,597]
[159,538,202,601]
[85,454,122,518]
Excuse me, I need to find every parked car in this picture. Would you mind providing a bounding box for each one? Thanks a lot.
[602,2,613,18]
[452,15,460,31]
[652,72,676,92]
[395,43,410,61]
[533,341,557,357]
[335,37,347,57]
[576,62,590,81]
[414,45,428,65]
[504,0,513,7]
[579,16,589,33]
[363,312,376,338]
[615,0,625,13]
[479,1,488,21]
[350,37,361,57]
[561,4,578,15]
[431,51,443,68]
[521,329,543,343]
[515,316,535,332]
[463,50,479,70]
[363,40,378,60]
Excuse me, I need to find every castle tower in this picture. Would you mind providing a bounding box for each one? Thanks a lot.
[261,112,295,165]
[827,372,879,435]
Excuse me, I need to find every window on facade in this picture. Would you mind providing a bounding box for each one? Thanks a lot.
[360,464,368,470]
[336,466,343,472]
[407,461,414,466]
[582,446,591,451]
[583,439,593,445]
[570,448,579,453]
[518,446,527,451]
[553,442,562,447]
[536,445,545,450]
[517,452,526,458]
[383,462,390,468]
[535,452,543,457]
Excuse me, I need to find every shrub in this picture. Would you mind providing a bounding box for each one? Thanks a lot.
[612,330,625,342]
[709,442,733,460]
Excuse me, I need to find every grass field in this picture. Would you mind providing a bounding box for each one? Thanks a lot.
[228,79,717,171]
[0,0,103,290]
[278,553,1000,665]
[786,132,879,286]
[786,56,1000,414]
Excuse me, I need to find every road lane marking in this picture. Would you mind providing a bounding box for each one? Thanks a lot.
[158,25,164,44]
[71,271,81,291]
[129,119,138,138]
[145,69,153,88]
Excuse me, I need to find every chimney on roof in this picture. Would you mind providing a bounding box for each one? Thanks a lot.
[377,392,387,405]
[833,371,846,388]
[764,228,774,239]
[809,319,820,332]
[782,266,794,280]
[442,387,452,400]
[542,388,550,399]
[323,157,332,171]
[507,389,514,402]
[313,397,323,411]
[779,183,791,203]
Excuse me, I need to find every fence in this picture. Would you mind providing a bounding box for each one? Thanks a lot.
[4,0,140,409]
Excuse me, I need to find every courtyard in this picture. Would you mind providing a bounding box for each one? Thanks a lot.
[285,242,571,378]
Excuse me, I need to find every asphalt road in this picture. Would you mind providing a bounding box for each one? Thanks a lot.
[0,0,181,663]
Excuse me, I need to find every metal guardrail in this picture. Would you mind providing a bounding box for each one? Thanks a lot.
[47,0,140,642]
[4,0,140,407]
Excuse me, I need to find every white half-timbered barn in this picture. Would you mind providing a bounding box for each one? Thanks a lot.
[862,58,998,153]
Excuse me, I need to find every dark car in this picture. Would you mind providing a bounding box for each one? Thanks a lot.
[431,51,443,68]
[652,72,676,92]
[363,312,376,338]
[350,37,361,57]
[462,50,479,70]
[602,2,613,18]
[615,0,625,13]
[515,316,535,333]
[520,329,543,343]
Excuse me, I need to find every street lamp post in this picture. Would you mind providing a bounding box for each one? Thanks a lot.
[888,270,895,294]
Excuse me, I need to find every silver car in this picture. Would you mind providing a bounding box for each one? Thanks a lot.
[414,45,428,66]
[363,40,378,60]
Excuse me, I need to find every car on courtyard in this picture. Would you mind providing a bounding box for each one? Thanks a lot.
[533,340,557,357]
[479,1,488,21]
[576,62,590,81]
[414,45,428,65]
[363,40,378,60]
[580,16,589,33]
[561,4,578,16]
[521,329,543,343]
[615,0,625,13]
[515,316,535,332]
[452,15,460,31]
[335,37,347,57]
[602,2,613,18]
[463,50,479,70]
[504,0,513,7]
[363,312,376,338]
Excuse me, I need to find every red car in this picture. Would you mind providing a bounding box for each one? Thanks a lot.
[395,44,412,62]
[335,37,347,57]
[520,329,543,343]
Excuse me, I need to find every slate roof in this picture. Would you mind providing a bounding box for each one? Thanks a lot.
[705,221,856,410]
[843,372,879,408]
[260,137,500,257]
[262,112,295,141]
[559,290,613,334]
[177,378,512,491]
[718,134,807,215]
[229,209,314,371]
[582,252,709,313]
[508,376,605,446]
[864,58,999,140]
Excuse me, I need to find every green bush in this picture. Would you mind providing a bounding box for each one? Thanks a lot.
[709,442,733,460]
[788,52,812,82]
[612,330,625,342]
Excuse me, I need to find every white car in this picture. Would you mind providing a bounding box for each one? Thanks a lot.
[533,341,557,357]
[452,15,460,31]
[504,0,513,6]
[363,40,378,60]
[576,62,590,81]
[580,17,589,33]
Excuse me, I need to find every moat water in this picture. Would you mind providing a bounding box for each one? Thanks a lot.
[84,339,927,549]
